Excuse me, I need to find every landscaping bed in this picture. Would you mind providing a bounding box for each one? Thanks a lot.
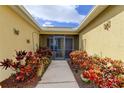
[68,59,97,88]
[0,74,39,88]
[0,47,52,88]
[69,50,124,88]
[0,59,51,88]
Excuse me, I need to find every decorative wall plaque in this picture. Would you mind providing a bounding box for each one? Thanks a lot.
[13,28,19,35]
[104,21,111,31]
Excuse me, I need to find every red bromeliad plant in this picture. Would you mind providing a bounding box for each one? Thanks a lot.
[0,59,13,70]
[15,50,27,61]
[36,47,52,58]
[0,50,39,82]
[15,64,32,82]
[0,47,52,83]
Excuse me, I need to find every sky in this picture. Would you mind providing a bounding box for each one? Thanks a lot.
[24,5,94,28]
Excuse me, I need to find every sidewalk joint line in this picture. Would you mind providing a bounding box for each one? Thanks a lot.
[38,81,76,84]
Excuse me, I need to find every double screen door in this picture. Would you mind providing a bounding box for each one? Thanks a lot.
[47,36,74,59]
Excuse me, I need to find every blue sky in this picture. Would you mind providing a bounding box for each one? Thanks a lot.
[24,5,94,28]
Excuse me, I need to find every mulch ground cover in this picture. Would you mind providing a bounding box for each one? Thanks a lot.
[0,61,52,88]
[0,75,39,88]
[67,59,97,88]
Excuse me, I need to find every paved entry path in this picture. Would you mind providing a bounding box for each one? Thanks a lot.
[36,60,79,88]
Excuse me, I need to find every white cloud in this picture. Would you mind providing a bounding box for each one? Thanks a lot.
[24,5,86,24]
[42,21,54,27]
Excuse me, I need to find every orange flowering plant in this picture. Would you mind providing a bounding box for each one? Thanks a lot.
[69,50,124,88]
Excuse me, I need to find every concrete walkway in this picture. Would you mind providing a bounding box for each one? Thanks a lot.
[36,60,79,88]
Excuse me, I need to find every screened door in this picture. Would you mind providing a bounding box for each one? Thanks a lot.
[47,36,74,59]
[54,36,65,59]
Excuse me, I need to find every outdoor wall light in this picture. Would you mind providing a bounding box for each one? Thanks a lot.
[26,39,30,44]
[104,21,111,31]
[13,28,19,35]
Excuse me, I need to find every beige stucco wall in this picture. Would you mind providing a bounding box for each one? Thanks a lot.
[79,5,124,61]
[0,6,39,82]
[39,35,48,47]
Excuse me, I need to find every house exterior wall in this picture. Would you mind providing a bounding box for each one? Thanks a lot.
[74,35,79,50]
[0,6,39,82]
[39,35,48,47]
[79,5,124,61]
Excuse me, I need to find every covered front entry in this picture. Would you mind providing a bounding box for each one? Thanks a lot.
[47,36,74,59]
